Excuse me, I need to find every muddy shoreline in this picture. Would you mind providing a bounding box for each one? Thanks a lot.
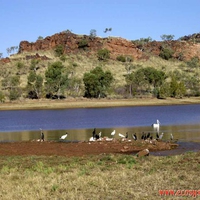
[0,139,179,157]
[0,97,200,111]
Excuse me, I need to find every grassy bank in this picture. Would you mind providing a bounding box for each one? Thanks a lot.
[1,97,200,110]
[0,152,199,199]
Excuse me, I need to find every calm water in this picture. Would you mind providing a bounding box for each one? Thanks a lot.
[0,104,200,149]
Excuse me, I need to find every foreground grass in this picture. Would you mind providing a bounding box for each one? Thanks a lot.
[0,152,199,200]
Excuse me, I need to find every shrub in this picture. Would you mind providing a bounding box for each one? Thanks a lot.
[78,39,89,49]
[54,45,64,57]
[186,56,200,68]
[97,48,110,61]
[159,48,174,60]
[116,55,126,62]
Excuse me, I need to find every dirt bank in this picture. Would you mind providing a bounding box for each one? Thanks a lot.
[0,140,178,157]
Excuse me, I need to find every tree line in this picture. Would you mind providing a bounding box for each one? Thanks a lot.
[1,58,199,103]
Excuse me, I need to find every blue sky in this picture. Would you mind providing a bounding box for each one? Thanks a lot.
[1,0,200,57]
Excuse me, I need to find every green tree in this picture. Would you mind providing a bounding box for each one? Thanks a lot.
[157,82,170,99]
[160,34,175,41]
[170,75,186,98]
[125,67,166,97]
[27,71,43,99]
[37,36,43,40]
[83,66,113,98]
[45,61,69,99]
[1,76,21,101]
[90,29,97,38]
[0,91,5,102]
[125,73,136,97]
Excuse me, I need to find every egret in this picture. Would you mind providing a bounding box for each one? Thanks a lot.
[152,119,160,128]
[111,130,116,136]
[170,133,173,140]
[119,133,125,138]
[159,132,164,140]
[60,132,68,140]
[99,132,102,139]
[89,137,96,142]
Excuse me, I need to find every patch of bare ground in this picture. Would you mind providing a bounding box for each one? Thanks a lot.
[0,140,178,157]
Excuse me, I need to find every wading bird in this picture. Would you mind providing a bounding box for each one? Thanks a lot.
[159,132,164,140]
[111,130,116,136]
[60,132,68,140]
[152,119,160,128]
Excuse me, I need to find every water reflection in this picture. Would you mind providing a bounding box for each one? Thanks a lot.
[1,124,200,143]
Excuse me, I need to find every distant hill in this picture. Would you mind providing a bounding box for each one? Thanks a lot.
[0,31,200,101]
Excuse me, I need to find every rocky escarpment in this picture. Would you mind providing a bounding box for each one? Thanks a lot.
[18,31,145,60]
[17,31,200,61]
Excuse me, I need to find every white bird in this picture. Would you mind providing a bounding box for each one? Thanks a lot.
[99,132,102,138]
[60,132,68,140]
[119,133,125,138]
[170,133,173,140]
[152,119,160,128]
[111,130,116,136]
[89,137,96,142]
[159,132,164,140]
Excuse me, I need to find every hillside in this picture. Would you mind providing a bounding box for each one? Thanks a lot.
[0,31,200,101]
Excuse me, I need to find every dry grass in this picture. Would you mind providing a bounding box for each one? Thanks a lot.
[1,51,194,90]
[0,152,199,199]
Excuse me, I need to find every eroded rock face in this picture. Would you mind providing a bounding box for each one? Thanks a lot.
[18,32,144,60]
[18,31,200,61]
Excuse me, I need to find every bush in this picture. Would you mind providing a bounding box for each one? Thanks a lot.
[54,45,64,57]
[9,88,21,101]
[186,56,200,68]
[116,55,126,62]
[0,91,5,102]
[78,39,89,49]
[97,48,110,61]
[159,48,174,60]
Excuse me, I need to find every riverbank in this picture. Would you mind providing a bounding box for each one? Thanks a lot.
[0,97,200,110]
[0,139,178,157]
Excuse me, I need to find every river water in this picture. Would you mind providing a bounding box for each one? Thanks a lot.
[0,104,200,154]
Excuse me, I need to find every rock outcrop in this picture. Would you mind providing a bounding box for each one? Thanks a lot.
[18,31,144,60]
[18,31,200,61]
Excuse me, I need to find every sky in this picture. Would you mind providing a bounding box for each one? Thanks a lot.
[0,0,200,57]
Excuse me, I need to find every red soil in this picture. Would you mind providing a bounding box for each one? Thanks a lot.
[0,140,178,157]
